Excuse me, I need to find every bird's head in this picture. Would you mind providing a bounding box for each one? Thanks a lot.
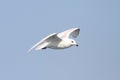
[69,39,78,47]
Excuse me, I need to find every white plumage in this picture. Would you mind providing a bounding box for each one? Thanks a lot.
[28,28,80,52]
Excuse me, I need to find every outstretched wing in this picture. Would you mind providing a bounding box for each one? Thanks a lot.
[57,28,80,39]
[28,33,61,52]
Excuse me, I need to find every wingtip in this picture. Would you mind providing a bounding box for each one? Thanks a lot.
[75,27,80,30]
[75,27,80,32]
[77,28,80,32]
[27,47,34,53]
[27,49,32,53]
[71,27,80,31]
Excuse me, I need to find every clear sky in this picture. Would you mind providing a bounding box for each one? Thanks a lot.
[0,0,120,80]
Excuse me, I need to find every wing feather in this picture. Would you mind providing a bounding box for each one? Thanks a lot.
[28,33,61,52]
[57,28,80,38]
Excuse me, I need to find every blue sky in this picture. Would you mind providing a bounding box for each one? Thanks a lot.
[0,0,120,80]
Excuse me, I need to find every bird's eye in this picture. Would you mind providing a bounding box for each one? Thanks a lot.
[71,41,74,43]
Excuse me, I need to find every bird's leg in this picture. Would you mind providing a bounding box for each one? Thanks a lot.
[42,47,47,49]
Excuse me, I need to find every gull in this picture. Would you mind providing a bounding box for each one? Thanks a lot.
[28,28,80,52]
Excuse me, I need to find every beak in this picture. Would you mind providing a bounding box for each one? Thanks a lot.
[76,44,79,46]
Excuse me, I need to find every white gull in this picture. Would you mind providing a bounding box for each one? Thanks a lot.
[28,28,80,52]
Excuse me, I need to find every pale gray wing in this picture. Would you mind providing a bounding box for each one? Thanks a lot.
[57,28,80,39]
[28,33,61,52]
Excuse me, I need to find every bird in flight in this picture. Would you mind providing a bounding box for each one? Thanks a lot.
[28,28,80,52]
